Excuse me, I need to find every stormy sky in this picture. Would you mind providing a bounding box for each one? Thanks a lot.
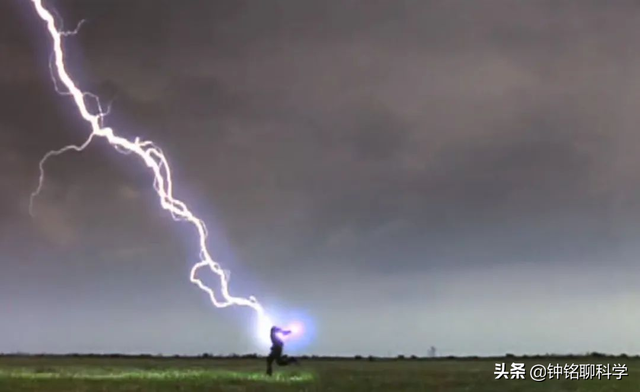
[2,0,640,356]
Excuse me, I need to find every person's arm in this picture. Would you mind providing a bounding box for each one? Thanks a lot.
[274,326,292,335]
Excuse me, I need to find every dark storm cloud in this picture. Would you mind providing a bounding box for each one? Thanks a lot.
[4,0,640,356]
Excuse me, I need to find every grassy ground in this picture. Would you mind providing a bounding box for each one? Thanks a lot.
[0,355,636,391]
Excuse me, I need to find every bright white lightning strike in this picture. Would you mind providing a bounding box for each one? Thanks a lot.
[28,0,273,333]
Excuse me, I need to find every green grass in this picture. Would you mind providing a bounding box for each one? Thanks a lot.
[0,355,636,391]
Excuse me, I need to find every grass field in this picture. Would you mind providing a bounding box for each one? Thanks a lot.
[0,355,636,391]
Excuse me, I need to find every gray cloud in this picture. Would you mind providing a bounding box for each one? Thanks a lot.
[3,0,640,356]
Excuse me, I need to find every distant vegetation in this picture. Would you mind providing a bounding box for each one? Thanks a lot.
[1,352,636,360]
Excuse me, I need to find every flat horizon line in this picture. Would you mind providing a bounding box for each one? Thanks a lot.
[0,352,635,360]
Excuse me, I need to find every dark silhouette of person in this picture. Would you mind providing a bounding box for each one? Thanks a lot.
[266,326,298,376]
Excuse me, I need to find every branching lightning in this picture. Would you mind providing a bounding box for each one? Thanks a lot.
[28,0,272,332]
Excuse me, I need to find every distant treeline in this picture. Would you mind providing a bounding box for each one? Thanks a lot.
[0,352,636,361]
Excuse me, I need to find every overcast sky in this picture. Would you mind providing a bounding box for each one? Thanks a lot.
[2,0,640,356]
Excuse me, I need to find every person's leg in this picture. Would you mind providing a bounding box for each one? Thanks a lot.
[274,347,288,367]
[266,351,274,376]
[276,355,298,366]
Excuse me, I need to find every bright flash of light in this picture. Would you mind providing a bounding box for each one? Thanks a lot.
[287,322,303,337]
[28,0,272,334]
[273,322,304,343]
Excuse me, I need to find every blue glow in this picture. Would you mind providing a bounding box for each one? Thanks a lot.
[252,308,315,354]
[280,310,316,354]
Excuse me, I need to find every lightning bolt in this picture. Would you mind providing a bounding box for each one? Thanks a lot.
[28,0,272,333]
